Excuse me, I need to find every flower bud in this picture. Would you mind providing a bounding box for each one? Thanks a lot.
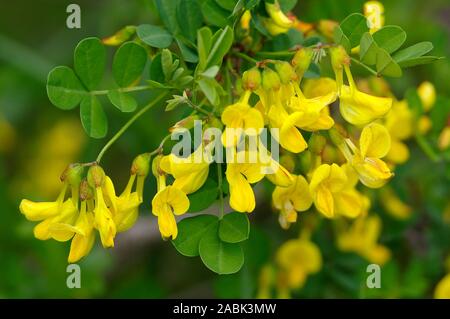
[242,67,262,91]
[274,61,298,84]
[79,179,94,201]
[291,47,313,79]
[152,155,164,177]
[438,126,450,151]
[309,134,327,155]
[102,25,136,46]
[328,126,347,146]
[262,67,281,91]
[330,46,350,70]
[169,115,201,132]
[87,165,105,188]
[417,81,436,112]
[61,164,84,187]
[132,153,151,177]
[279,154,296,173]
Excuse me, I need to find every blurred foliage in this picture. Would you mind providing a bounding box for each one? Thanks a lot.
[0,0,449,298]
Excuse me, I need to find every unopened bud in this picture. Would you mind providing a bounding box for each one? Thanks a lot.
[279,154,296,173]
[291,47,313,79]
[274,61,298,84]
[87,165,105,188]
[309,134,327,155]
[329,126,347,146]
[242,67,262,91]
[132,153,151,177]
[152,155,164,177]
[79,179,94,201]
[61,164,84,187]
[262,67,281,91]
[417,81,436,112]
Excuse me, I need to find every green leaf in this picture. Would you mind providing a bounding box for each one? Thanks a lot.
[339,13,369,49]
[137,24,173,48]
[79,95,108,138]
[155,0,180,34]
[176,39,199,63]
[74,37,106,90]
[219,212,249,243]
[172,214,219,257]
[47,66,86,110]
[149,53,165,83]
[393,41,433,63]
[279,0,297,11]
[161,49,174,80]
[199,223,244,274]
[376,49,402,77]
[215,0,237,11]
[107,90,137,112]
[187,178,219,213]
[397,56,443,68]
[333,26,351,53]
[201,0,230,27]
[177,0,203,41]
[112,42,147,87]
[197,27,213,70]
[359,32,379,65]
[372,25,406,54]
[198,78,219,105]
[201,66,220,78]
[206,26,234,68]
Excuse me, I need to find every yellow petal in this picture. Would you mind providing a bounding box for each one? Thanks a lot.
[68,231,95,263]
[303,77,337,98]
[227,170,256,213]
[340,85,392,126]
[352,154,393,188]
[172,166,209,194]
[157,206,178,240]
[115,192,141,232]
[19,200,60,221]
[434,274,450,299]
[335,189,366,218]
[291,175,313,212]
[314,185,335,218]
[94,188,116,248]
[385,139,409,164]
[360,123,391,158]
[152,186,190,216]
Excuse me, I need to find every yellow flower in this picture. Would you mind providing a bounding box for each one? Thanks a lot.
[226,151,265,213]
[434,274,450,299]
[268,100,308,153]
[240,10,252,30]
[364,1,384,33]
[380,187,412,220]
[417,81,436,112]
[221,90,264,147]
[276,238,322,289]
[334,164,370,218]
[384,100,413,164]
[352,123,393,188]
[160,146,210,194]
[417,115,432,135]
[337,215,391,265]
[65,200,95,263]
[151,156,190,239]
[272,175,312,229]
[309,163,347,218]
[152,186,189,240]
[88,166,116,248]
[339,65,392,126]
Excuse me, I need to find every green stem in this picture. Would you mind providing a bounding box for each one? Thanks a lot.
[255,51,295,59]
[185,98,212,116]
[232,51,258,64]
[415,134,441,162]
[91,85,150,96]
[96,91,169,163]
[216,162,225,218]
[350,57,378,76]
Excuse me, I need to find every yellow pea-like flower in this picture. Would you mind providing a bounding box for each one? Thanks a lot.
[276,238,322,289]
[93,186,116,248]
[434,273,450,299]
[380,187,412,220]
[226,151,265,213]
[160,146,210,194]
[417,81,436,112]
[63,200,96,263]
[221,90,264,147]
[19,184,67,222]
[352,123,393,188]
[272,174,313,229]
[339,66,392,126]
[337,215,391,265]
[309,163,348,218]
[334,164,370,218]
[152,186,190,240]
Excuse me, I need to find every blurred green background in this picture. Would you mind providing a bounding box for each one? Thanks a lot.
[0,0,449,298]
